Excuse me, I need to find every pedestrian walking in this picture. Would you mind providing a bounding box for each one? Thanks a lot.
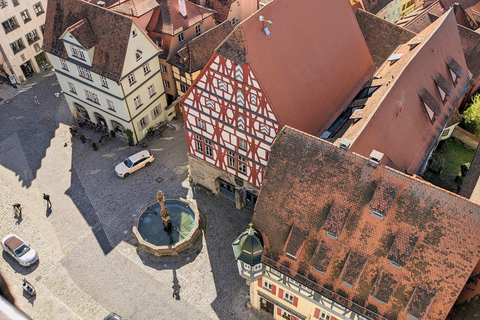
[43,193,51,207]
[33,95,40,105]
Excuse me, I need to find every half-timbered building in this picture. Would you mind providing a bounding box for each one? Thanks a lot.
[180,0,376,208]
[236,126,480,320]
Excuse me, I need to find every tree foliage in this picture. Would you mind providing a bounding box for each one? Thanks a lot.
[463,94,480,137]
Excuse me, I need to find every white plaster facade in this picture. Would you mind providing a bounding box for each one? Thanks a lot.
[47,20,167,143]
[0,0,50,83]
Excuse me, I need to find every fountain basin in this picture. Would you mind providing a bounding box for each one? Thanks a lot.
[133,199,201,256]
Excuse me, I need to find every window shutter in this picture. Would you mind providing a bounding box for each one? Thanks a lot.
[258,278,262,288]
[291,316,298,320]
[293,296,298,307]
[278,288,284,299]
[314,308,320,318]
[277,307,281,316]
[137,121,142,131]
[145,115,150,127]
[271,284,276,295]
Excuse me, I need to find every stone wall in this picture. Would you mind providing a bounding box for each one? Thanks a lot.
[452,126,480,150]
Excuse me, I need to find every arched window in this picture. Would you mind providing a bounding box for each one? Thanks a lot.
[235,64,243,82]
[237,89,244,107]
[74,103,90,120]
[237,114,245,131]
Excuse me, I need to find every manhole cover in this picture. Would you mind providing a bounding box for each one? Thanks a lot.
[155,177,163,183]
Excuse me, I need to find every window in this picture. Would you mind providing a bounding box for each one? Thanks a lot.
[0,0,7,8]
[135,50,142,61]
[160,64,167,74]
[134,96,142,108]
[180,69,186,77]
[180,83,187,93]
[243,262,251,271]
[320,312,331,320]
[139,116,148,129]
[107,99,115,111]
[195,25,201,36]
[143,63,150,75]
[25,29,40,45]
[371,210,384,220]
[32,2,44,15]
[40,24,45,35]
[253,264,262,271]
[238,155,246,174]
[163,80,170,89]
[148,84,156,97]
[178,32,184,42]
[281,310,291,319]
[10,38,25,54]
[132,29,137,37]
[206,99,214,108]
[250,95,257,106]
[205,140,212,157]
[60,58,68,70]
[260,124,269,135]
[20,10,31,23]
[68,82,76,93]
[71,46,85,60]
[229,151,236,169]
[85,90,99,103]
[237,114,245,130]
[284,292,294,304]
[128,73,136,85]
[34,43,41,52]
[152,106,160,118]
[12,0,19,6]
[3,17,19,33]
[196,135,203,153]
[77,66,92,80]
[197,119,205,130]
[239,138,246,150]
[263,280,272,292]
[219,80,227,91]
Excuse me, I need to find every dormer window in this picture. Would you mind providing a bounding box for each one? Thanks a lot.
[286,253,296,261]
[387,52,403,65]
[71,46,85,60]
[419,88,442,124]
[371,211,384,220]
[447,58,464,87]
[434,74,453,105]
[136,50,142,61]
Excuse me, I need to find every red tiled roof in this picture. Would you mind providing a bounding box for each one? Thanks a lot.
[42,0,133,82]
[334,9,469,174]
[396,0,446,32]
[107,0,159,17]
[362,0,393,14]
[252,126,480,319]
[458,25,480,84]
[200,0,234,23]
[215,0,376,136]
[66,18,97,50]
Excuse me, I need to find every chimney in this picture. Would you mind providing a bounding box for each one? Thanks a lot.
[178,0,188,18]
[369,150,384,166]
[97,0,105,6]
[339,137,351,150]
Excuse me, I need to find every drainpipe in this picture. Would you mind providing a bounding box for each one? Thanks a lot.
[119,80,139,143]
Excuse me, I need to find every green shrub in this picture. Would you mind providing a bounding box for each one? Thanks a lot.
[462,94,480,136]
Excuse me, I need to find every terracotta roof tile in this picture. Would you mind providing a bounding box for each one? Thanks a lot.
[397,1,445,33]
[340,250,369,289]
[201,0,234,23]
[369,180,400,217]
[252,126,480,319]
[458,25,480,83]
[386,228,419,267]
[67,18,97,50]
[214,0,376,136]
[362,0,393,14]
[323,201,351,238]
[284,222,309,260]
[42,0,133,82]
[107,0,159,17]
[406,285,438,319]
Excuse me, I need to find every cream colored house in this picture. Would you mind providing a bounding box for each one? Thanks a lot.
[42,0,168,143]
[0,0,50,83]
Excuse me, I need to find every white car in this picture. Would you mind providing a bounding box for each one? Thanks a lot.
[2,234,38,267]
[115,150,154,178]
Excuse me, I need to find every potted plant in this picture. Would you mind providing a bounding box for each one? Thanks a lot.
[79,135,86,143]
[110,130,116,138]
[125,129,134,146]
[91,142,98,151]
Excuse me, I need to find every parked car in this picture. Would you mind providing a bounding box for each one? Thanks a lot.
[115,150,154,178]
[2,234,38,267]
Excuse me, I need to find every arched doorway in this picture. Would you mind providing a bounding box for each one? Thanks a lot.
[111,120,126,137]
[94,112,107,128]
[74,103,90,120]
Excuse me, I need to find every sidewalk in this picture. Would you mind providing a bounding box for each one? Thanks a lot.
[0,68,54,106]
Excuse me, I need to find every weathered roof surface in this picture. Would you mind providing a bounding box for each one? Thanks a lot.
[42,0,133,82]
[459,142,480,200]
[106,0,159,17]
[458,25,480,84]
[215,0,376,136]
[333,9,469,174]
[362,0,393,14]
[252,126,480,319]
[66,18,97,50]
[203,0,234,23]
[146,0,215,36]
[441,0,480,27]
[355,9,417,67]
[169,20,233,73]
[397,0,445,32]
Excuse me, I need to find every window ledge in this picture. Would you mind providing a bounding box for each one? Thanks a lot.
[129,81,137,86]
[23,19,32,24]
[5,26,20,34]
[149,92,157,98]
[35,12,45,16]
[135,104,143,109]
[144,70,151,76]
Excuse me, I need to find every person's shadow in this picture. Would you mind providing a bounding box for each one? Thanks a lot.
[15,213,23,225]
[46,207,52,217]
[172,269,181,300]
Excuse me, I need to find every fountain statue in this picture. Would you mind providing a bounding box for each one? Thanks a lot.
[156,190,172,230]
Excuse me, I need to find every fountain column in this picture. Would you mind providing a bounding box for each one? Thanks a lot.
[156,190,172,230]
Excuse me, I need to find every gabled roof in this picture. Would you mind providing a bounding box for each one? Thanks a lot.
[252,126,480,319]
[146,0,215,36]
[330,9,469,174]
[355,9,417,67]
[169,20,233,73]
[42,0,133,82]
[66,18,97,50]
[107,0,159,17]
[396,0,445,32]
[458,24,480,84]
[214,0,376,136]
[362,0,393,14]
[202,0,234,23]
